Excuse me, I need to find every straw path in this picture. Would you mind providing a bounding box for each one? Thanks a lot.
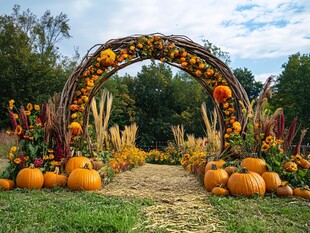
[101,163,224,232]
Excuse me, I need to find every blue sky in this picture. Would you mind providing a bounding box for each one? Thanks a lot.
[1,0,310,82]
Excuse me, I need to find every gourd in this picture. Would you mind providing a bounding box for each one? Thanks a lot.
[211,187,230,196]
[284,161,298,172]
[44,167,67,188]
[299,159,310,169]
[67,164,102,191]
[261,170,281,192]
[293,187,310,199]
[227,167,266,196]
[0,179,15,190]
[16,164,44,189]
[204,164,229,192]
[276,182,293,197]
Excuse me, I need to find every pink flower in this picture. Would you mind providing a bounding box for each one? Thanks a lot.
[34,158,44,167]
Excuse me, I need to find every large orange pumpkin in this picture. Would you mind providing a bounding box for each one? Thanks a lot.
[0,179,15,190]
[241,158,267,175]
[227,167,266,196]
[67,164,102,191]
[205,159,226,172]
[44,167,67,188]
[16,164,44,189]
[65,156,93,173]
[204,164,229,192]
[261,171,281,192]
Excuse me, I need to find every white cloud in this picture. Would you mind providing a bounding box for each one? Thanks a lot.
[254,72,277,83]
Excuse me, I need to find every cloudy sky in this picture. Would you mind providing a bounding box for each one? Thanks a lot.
[2,0,310,82]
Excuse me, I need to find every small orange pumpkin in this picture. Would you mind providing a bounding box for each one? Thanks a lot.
[211,187,230,196]
[16,164,44,189]
[261,171,281,192]
[276,182,293,197]
[241,157,267,175]
[0,178,15,190]
[44,167,67,188]
[204,164,229,192]
[284,161,298,172]
[100,49,116,66]
[65,155,93,173]
[227,167,266,196]
[67,164,102,191]
[224,166,236,176]
[299,159,310,169]
[293,187,310,199]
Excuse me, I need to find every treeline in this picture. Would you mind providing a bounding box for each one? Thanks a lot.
[1,5,309,146]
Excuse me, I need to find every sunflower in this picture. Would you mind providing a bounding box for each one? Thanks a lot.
[213,85,232,103]
[26,103,33,111]
[15,125,23,135]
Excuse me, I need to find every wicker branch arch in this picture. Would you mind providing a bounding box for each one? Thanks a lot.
[58,33,250,157]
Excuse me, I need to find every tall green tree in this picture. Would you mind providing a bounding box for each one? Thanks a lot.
[0,5,76,129]
[233,67,263,100]
[271,53,310,143]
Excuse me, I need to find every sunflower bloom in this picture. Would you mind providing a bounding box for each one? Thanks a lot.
[15,125,23,135]
[26,103,33,111]
[213,85,232,103]
[34,104,40,111]
[14,158,21,164]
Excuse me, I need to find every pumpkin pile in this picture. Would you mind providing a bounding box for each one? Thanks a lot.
[0,154,102,192]
[203,157,310,199]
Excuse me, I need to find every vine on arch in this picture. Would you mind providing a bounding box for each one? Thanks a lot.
[58,33,250,158]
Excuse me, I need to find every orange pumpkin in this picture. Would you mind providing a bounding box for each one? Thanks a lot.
[284,161,298,172]
[204,164,229,192]
[299,159,310,169]
[211,187,230,196]
[205,159,226,172]
[65,156,93,173]
[224,166,236,176]
[276,183,293,197]
[100,49,116,66]
[0,178,15,190]
[241,158,267,175]
[67,164,102,191]
[293,187,310,199]
[44,167,67,188]
[227,167,266,196]
[16,164,44,189]
[261,171,281,192]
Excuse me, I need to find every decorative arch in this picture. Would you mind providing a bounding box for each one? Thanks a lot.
[58,33,250,157]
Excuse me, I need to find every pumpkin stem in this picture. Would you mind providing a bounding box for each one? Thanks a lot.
[83,163,91,169]
[240,167,249,174]
[211,163,218,170]
[29,163,35,169]
[54,166,60,174]
[76,151,82,157]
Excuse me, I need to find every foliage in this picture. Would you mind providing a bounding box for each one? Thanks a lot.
[2,101,62,180]
[233,67,263,100]
[271,53,310,143]
[146,142,183,165]
[0,5,77,129]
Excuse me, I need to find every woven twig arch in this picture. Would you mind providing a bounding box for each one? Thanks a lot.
[58,33,250,157]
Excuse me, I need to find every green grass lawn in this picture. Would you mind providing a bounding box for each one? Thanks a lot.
[210,194,310,233]
[0,188,153,233]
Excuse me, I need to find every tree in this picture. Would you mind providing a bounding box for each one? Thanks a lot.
[233,67,263,100]
[271,53,310,143]
[0,5,75,129]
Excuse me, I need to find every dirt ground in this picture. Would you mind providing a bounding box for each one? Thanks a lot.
[101,163,224,233]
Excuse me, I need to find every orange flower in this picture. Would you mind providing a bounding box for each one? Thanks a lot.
[14,158,21,164]
[68,122,83,135]
[213,85,232,103]
[15,125,23,135]
[26,103,33,111]
[34,104,40,111]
